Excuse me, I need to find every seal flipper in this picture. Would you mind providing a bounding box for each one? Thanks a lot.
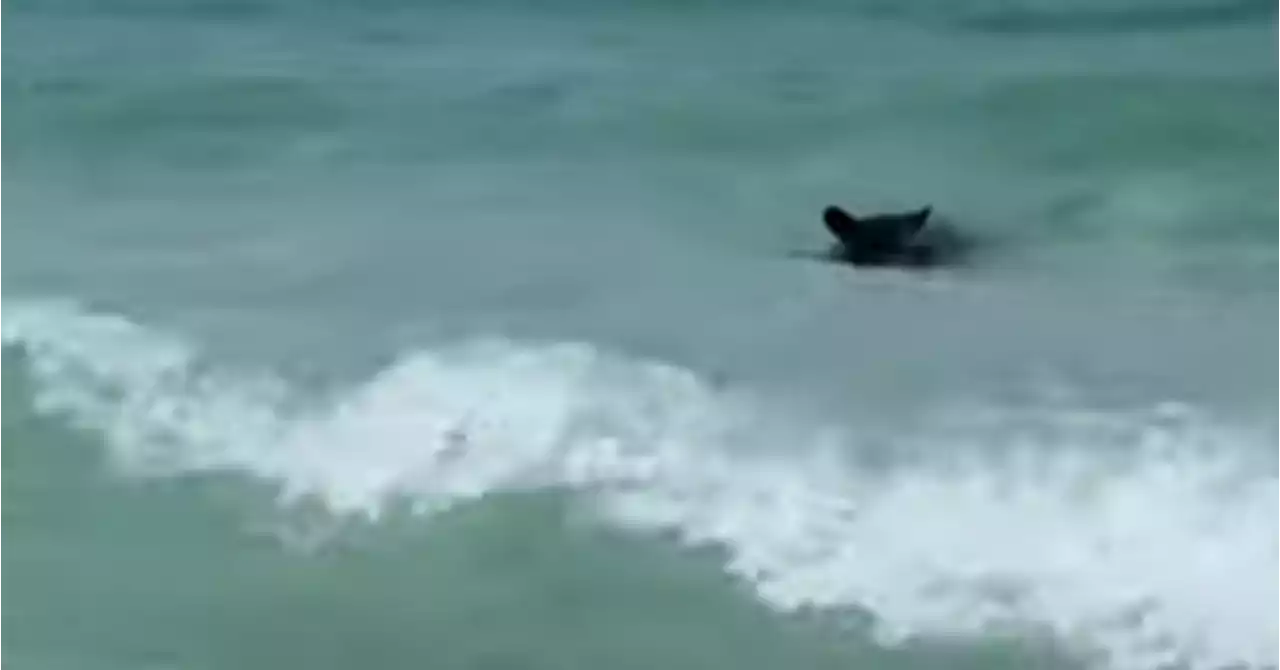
[902,206,933,237]
[822,205,860,245]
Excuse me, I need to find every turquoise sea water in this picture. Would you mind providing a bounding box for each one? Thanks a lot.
[4,1,1277,669]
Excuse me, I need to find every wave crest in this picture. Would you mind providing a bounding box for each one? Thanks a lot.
[4,298,1275,670]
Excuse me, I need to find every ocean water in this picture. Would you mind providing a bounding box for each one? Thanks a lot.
[3,1,1277,669]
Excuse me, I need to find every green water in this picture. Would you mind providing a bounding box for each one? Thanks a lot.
[3,1,1276,669]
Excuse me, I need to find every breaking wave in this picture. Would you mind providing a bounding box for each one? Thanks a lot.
[4,298,1275,670]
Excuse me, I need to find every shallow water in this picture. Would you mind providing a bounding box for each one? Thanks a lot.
[4,1,1277,669]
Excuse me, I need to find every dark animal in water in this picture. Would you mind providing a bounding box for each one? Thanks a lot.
[820,205,968,267]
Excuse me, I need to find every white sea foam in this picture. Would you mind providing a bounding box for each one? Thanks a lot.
[4,299,1275,670]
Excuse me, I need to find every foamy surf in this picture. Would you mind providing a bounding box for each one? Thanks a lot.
[3,299,1275,670]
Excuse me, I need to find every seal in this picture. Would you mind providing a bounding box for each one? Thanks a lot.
[818,204,973,267]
